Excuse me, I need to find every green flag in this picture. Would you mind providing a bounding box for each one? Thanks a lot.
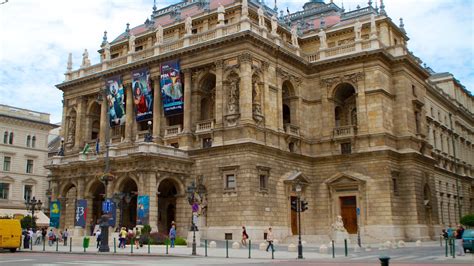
[82,143,90,155]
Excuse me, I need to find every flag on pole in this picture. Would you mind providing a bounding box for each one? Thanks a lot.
[82,143,90,155]
[95,138,100,154]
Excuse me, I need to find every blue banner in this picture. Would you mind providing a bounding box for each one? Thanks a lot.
[137,195,149,225]
[106,75,126,127]
[49,201,61,228]
[160,60,183,116]
[132,68,153,122]
[102,198,116,227]
[74,199,87,228]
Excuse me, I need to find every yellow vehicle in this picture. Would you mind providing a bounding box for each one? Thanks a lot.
[0,219,22,252]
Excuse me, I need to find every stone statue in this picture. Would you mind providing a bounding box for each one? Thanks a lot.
[129,34,136,53]
[241,0,249,18]
[258,6,265,28]
[81,49,91,67]
[66,116,76,147]
[332,215,346,232]
[370,14,377,39]
[354,19,362,40]
[228,79,239,114]
[185,16,192,35]
[103,43,111,61]
[155,24,163,45]
[271,14,278,35]
[318,29,327,49]
[217,4,225,23]
[291,26,299,47]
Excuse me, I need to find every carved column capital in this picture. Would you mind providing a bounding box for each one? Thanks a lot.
[238,53,252,63]
[215,59,224,69]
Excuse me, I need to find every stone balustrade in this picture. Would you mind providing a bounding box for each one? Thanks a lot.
[333,125,356,139]
[165,125,182,137]
[284,123,300,137]
[196,119,214,133]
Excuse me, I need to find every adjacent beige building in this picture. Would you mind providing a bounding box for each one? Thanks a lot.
[47,0,473,243]
[0,104,57,225]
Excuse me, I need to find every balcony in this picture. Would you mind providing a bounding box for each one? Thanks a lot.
[333,125,356,139]
[284,124,300,137]
[196,120,214,133]
[165,125,182,137]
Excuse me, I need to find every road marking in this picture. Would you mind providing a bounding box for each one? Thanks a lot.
[0,259,34,264]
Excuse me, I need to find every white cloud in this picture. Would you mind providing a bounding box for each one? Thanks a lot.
[0,0,472,123]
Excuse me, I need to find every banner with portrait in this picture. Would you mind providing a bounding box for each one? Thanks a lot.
[74,199,87,228]
[160,60,183,116]
[136,195,149,225]
[132,68,153,122]
[49,201,61,228]
[102,198,116,227]
[105,76,126,127]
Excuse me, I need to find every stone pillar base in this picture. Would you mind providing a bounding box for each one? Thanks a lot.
[187,231,201,247]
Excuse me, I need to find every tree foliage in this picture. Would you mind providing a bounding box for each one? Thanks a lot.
[20,215,36,229]
[460,214,474,227]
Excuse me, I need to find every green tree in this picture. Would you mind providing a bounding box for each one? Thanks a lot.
[460,214,474,227]
[20,215,36,229]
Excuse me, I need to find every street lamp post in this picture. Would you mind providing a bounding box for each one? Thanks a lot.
[25,196,42,230]
[145,121,153,142]
[186,182,199,256]
[57,138,65,156]
[295,181,303,259]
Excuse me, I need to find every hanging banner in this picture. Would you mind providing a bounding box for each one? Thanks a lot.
[132,68,153,122]
[105,76,126,127]
[49,201,61,228]
[74,199,87,228]
[102,198,116,227]
[137,195,150,225]
[160,60,183,116]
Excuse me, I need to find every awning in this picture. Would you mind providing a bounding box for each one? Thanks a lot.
[0,209,50,227]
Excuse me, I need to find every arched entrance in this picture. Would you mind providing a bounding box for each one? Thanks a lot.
[158,178,179,233]
[62,184,77,230]
[89,181,105,235]
[116,178,138,229]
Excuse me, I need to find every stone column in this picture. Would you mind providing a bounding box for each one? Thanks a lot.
[239,53,253,123]
[99,99,107,148]
[152,77,162,142]
[75,97,87,151]
[61,99,68,139]
[125,84,134,142]
[214,60,224,127]
[183,69,192,133]
[141,171,158,231]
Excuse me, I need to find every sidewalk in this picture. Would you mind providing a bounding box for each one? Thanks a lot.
[19,239,473,262]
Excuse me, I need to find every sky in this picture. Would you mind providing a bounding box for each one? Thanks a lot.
[0,0,473,124]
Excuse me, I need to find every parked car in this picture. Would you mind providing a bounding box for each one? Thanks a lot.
[463,229,474,253]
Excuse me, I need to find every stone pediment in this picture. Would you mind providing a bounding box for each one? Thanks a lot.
[22,178,38,184]
[0,176,15,183]
[325,171,370,185]
[283,171,310,184]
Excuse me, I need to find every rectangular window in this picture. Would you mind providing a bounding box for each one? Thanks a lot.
[259,174,267,190]
[412,85,416,96]
[24,185,33,201]
[26,159,34,174]
[225,174,236,189]
[111,53,119,59]
[3,156,11,171]
[202,138,212,148]
[0,183,9,199]
[341,143,352,154]
[392,177,398,195]
[135,46,143,52]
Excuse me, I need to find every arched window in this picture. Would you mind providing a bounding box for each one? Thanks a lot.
[282,81,295,126]
[26,135,31,147]
[31,136,36,148]
[3,131,7,144]
[333,83,356,127]
[9,132,13,144]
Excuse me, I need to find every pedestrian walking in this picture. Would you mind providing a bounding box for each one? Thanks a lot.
[62,229,69,246]
[241,226,249,247]
[265,227,274,252]
[119,227,127,248]
[455,224,465,256]
[134,227,141,249]
[169,224,176,248]
[35,229,42,245]
[95,229,101,248]
[23,229,30,249]
[48,229,55,246]
[41,228,47,244]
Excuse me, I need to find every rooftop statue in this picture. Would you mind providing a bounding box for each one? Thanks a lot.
[155,24,163,45]
[185,16,192,35]
[81,49,91,68]
[291,26,299,48]
[354,19,362,40]
[258,6,265,28]
[271,14,278,35]
[129,34,136,53]
[318,28,327,49]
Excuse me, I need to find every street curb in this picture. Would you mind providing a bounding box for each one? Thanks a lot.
[20,250,198,258]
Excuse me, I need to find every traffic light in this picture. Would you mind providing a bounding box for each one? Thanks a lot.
[291,198,298,211]
[301,200,308,212]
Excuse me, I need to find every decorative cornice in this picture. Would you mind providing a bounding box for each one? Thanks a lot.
[320,72,365,88]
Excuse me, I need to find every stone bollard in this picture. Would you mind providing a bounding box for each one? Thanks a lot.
[353,245,361,253]
[232,242,240,249]
[378,243,386,250]
[273,239,279,245]
[365,245,372,252]
[209,241,217,248]
[259,242,267,250]
[384,241,392,249]
[288,243,297,252]
[397,240,406,248]
[391,242,398,249]
[319,244,328,254]
[302,240,307,245]
[415,240,422,247]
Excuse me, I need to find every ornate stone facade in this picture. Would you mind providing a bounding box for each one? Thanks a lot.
[49,0,473,243]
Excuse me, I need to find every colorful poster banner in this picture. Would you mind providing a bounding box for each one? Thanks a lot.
[160,60,183,116]
[74,199,87,228]
[102,198,116,227]
[132,68,153,122]
[137,195,149,225]
[49,201,61,228]
[106,76,126,127]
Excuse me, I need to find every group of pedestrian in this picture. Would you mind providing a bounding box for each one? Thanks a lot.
[116,226,141,249]
[240,226,274,252]
[442,224,465,256]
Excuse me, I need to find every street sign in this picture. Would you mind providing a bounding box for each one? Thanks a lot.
[356,207,360,216]
[102,199,112,213]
